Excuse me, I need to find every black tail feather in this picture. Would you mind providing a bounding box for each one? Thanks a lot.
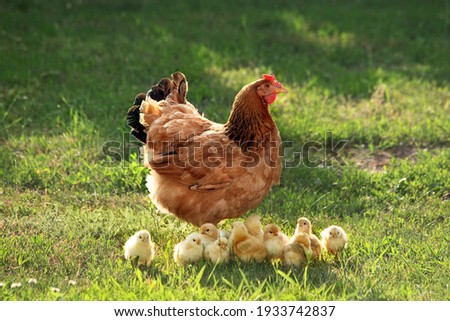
[148,78,173,101]
[126,72,189,144]
[130,129,147,143]
[127,93,147,143]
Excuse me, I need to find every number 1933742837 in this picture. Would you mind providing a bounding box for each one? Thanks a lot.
[256,305,335,317]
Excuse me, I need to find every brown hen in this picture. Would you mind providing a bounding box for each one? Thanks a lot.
[127,72,287,226]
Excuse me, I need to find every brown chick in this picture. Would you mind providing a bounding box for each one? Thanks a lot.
[320,225,348,255]
[292,217,323,259]
[229,221,267,262]
[263,223,289,260]
[204,237,231,264]
[244,214,264,241]
[200,223,220,247]
[282,232,311,267]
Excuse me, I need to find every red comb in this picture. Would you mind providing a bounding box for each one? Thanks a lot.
[263,73,283,87]
[263,74,276,81]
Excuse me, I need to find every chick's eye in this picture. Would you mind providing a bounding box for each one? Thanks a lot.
[139,236,142,239]
[206,229,209,232]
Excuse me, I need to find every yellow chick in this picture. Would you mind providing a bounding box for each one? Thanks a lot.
[124,230,156,266]
[200,223,220,247]
[292,217,323,259]
[293,217,312,235]
[308,235,323,259]
[173,232,204,264]
[244,214,264,240]
[263,223,289,260]
[320,225,348,255]
[282,232,311,267]
[229,221,267,262]
[204,237,231,264]
[219,229,231,239]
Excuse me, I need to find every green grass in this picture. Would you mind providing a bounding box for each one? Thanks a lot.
[1,0,449,300]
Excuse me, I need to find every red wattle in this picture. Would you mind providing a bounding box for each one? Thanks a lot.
[263,93,277,105]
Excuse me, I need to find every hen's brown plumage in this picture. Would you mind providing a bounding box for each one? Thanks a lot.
[130,72,287,226]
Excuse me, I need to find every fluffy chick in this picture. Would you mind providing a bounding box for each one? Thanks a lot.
[229,221,267,262]
[244,214,264,240]
[282,232,311,267]
[204,237,231,264]
[308,234,323,259]
[124,230,156,266]
[293,217,313,235]
[292,217,323,259]
[320,225,348,255]
[200,223,220,247]
[263,223,289,260]
[219,229,231,239]
[173,232,204,264]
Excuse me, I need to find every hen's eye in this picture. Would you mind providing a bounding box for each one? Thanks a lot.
[265,84,270,88]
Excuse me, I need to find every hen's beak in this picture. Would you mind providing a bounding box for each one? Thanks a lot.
[275,82,288,94]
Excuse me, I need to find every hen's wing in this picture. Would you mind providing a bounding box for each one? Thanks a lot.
[147,111,250,190]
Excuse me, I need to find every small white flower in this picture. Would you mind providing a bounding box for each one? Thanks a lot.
[50,287,61,293]
[11,282,22,288]
[28,278,38,284]
[0,282,5,287]
[68,280,77,286]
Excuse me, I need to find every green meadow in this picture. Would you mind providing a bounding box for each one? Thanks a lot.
[1,0,449,300]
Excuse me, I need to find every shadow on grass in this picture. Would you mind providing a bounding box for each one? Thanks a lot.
[2,0,449,136]
[139,258,340,299]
